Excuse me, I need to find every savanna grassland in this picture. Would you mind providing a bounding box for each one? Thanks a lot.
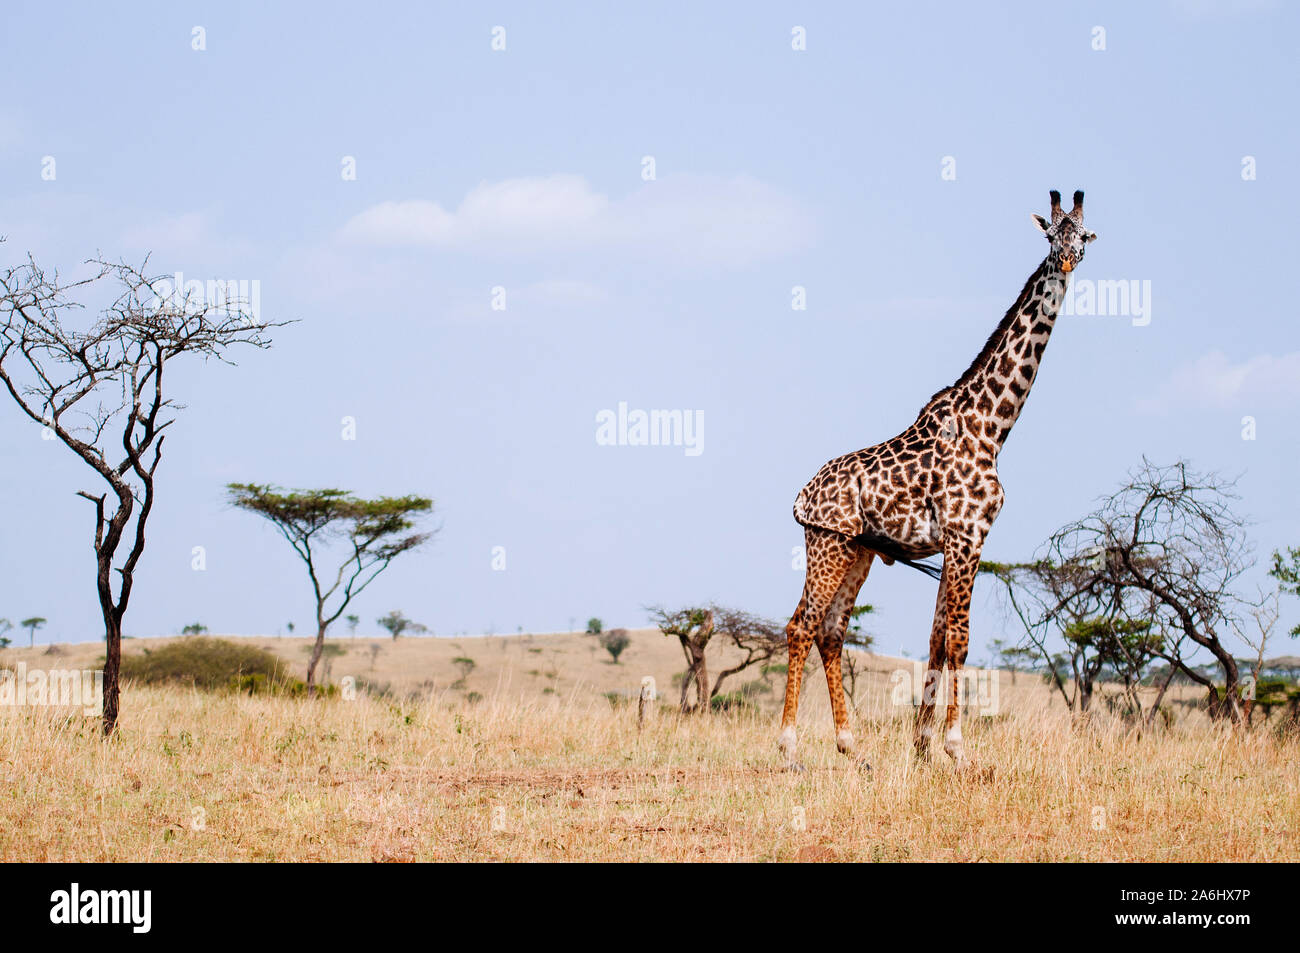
[1,630,1297,861]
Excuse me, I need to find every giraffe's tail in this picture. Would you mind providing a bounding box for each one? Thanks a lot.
[852,535,945,581]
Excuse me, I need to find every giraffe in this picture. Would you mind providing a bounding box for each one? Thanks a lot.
[779,190,1096,769]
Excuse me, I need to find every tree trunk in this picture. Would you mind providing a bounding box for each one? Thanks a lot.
[102,612,122,737]
[1143,664,1178,731]
[677,647,709,714]
[693,651,709,714]
[306,621,326,697]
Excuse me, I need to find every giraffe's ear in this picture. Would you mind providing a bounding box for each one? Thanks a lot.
[1084,231,1098,243]
[1031,213,1051,233]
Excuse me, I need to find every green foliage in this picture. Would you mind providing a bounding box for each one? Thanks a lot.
[847,604,875,649]
[181,622,208,635]
[120,637,291,693]
[586,617,603,635]
[451,656,475,689]
[710,679,771,712]
[762,660,811,677]
[598,629,631,663]
[710,691,752,712]
[226,484,434,655]
[1064,617,1161,661]
[1269,547,1300,637]
[20,617,46,646]
[377,610,427,640]
[229,672,337,698]
[226,484,433,550]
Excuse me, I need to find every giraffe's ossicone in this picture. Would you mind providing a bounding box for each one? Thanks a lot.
[780,190,1097,770]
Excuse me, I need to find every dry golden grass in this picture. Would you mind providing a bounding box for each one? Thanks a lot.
[2,631,1298,861]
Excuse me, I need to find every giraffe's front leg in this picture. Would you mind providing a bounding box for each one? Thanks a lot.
[940,535,983,767]
[913,570,948,758]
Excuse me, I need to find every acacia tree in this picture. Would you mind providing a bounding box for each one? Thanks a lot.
[989,637,1037,686]
[20,616,46,649]
[1230,590,1282,726]
[1047,461,1253,724]
[227,485,434,694]
[651,606,713,712]
[377,609,427,640]
[649,605,786,712]
[0,251,278,735]
[1062,617,1162,716]
[1269,547,1300,636]
[598,628,631,663]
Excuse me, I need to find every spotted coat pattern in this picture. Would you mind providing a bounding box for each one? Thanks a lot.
[779,191,1096,768]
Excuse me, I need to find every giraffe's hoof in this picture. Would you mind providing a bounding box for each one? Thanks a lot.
[782,760,807,774]
[854,757,872,772]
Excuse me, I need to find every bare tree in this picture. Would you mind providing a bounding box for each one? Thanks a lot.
[1231,590,1281,726]
[0,250,280,735]
[1045,460,1254,724]
[707,607,786,700]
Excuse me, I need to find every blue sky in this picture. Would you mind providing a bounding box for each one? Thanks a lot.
[1,1,1297,663]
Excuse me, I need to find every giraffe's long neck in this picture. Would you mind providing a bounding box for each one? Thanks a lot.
[946,257,1068,451]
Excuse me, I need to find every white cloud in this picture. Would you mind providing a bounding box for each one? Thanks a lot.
[1138,349,1300,413]
[339,173,812,266]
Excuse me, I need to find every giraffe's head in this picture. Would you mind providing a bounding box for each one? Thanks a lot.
[1031,190,1096,273]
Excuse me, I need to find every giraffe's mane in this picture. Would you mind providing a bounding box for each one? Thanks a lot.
[917,257,1050,417]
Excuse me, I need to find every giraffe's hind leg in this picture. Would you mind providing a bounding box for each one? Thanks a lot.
[780,527,862,766]
[816,548,875,761]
